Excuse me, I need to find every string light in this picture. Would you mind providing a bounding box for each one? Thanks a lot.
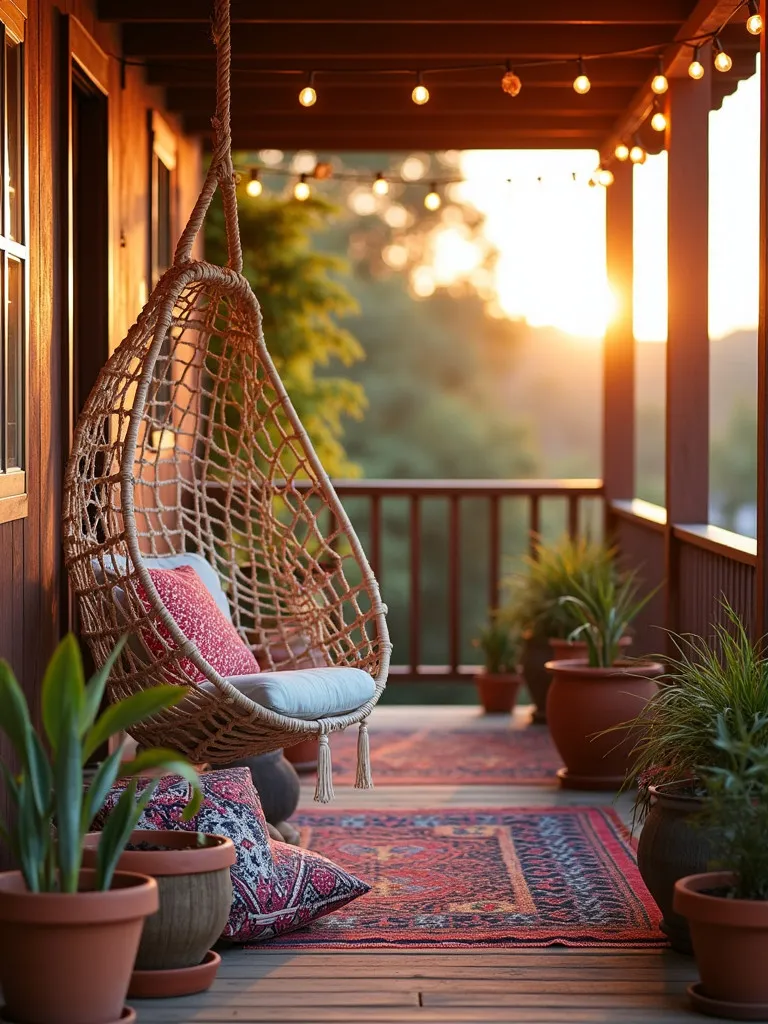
[629,142,647,164]
[573,57,591,95]
[713,37,733,72]
[688,46,705,79]
[597,167,614,187]
[424,183,442,211]
[299,72,317,107]
[614,142,630,162]
[246,169,262,197]
[501,64,522,97]
[412,73,430,105]
[746,0,763,34]
[650,102,668,132]
[651,57,669,94]
[372,172,389,196]
[293,174,311,201]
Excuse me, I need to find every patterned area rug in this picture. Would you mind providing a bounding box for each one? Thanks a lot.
[266,806,664,949]
[328,725,561,786]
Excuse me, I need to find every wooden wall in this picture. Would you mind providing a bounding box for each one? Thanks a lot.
[0,0,202,863]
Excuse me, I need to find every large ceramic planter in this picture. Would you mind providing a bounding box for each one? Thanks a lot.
[82,831,234,999]
[637,783,715,954]
[0,868,157,1024]
[548,635,632,664]
[674,871,768,1019]
[284,737,320,773]
[474,671,523,714]
[521,634,551,723]
[545,658,662,790]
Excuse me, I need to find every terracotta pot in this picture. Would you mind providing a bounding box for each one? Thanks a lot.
[674,871,768,1015]
[475,672,523,714]
[545,658,662,790]
[521,635,551,724]
[82,831,234,993]
[0,868,157,1024]
[284,737,320,773]
[636,783,716,954]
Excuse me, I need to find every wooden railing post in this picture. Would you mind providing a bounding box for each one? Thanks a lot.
[665,58,711,635]
[603,158,635,523]
[756,2,768,637]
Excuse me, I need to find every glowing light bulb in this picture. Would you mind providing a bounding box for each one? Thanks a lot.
[713,38,732,72]
[747,1,763,34]
[246,170,262,197]
[629,144,646,165]
[372,173,389,196]
[597,168,614,187]
[501,68,522,97]
[299,71,317,107]
[294,175,310,201]
[573,58,591,94]
[688,46,705,80]
[424,185,441,211]
[651,57,668,94]
[412,74,430,105]
[651,108,667,132]
[614,143,630,162]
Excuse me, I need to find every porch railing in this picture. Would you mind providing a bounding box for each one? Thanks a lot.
[327,479,603,681]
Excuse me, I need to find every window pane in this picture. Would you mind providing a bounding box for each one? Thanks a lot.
[6,39,23,243]
[6,257,23,468]
[156,159,172,275]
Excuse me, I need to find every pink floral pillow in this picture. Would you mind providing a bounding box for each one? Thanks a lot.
[138,564,259,682]
[93,768,369,943]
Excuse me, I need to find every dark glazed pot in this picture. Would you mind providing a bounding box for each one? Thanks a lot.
[637,783,715,954]
[219,750,301,825]
[521,635,551,724]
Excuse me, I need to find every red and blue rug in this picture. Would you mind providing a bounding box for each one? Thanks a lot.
[268,806,663,949]
[330,725,561,787]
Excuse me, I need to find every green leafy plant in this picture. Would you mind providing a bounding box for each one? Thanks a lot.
[503,535,618,641]
[474,612,522,674]
[696,711,768,901]
[0,634,202,894]
[560,571,657,668]
[626,604,768,816]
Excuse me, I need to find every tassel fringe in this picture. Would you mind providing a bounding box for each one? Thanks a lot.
[355,720,373,789]
[314,733,335,803]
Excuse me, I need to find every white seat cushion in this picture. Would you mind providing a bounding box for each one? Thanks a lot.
[223,667,376,720]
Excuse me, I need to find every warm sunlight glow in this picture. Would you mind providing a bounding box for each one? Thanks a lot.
[455,62,759,342]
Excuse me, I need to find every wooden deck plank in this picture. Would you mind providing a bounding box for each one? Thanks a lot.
[133,1007,694,1023]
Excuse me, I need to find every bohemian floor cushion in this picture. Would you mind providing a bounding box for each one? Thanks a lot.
[94,767,369,942]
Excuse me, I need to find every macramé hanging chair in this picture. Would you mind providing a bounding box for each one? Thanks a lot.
[61,0,390,799]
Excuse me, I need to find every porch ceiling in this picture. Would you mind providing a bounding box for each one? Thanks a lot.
[99,0,759,154]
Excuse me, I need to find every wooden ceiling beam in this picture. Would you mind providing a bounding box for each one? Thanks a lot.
[99,0,694,24]
[187,113,615,136]
[166,85,634,117]
[146,58,657,88]
[599,1,757,161]
[122,23,679,60]
[222,131,606,151]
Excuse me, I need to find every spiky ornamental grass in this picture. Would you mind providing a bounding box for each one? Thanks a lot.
[627,604,768,820]
[474,611,522,674]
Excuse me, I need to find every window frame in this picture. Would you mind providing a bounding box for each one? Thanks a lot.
[0,3,28,526]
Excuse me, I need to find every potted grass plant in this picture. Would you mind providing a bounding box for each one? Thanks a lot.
[473,612,523,714]
[674,712,768,1019]
[504,535,619,723]
[0,634,202,1024]
[545,571,662,790]
[625,606,768,953]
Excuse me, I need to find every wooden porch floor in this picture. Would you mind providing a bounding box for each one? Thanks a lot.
[135,706,699,1024]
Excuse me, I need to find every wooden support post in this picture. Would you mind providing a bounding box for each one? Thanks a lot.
[665,59,711,633]
[603,160,635,520]
[756,1,768,637]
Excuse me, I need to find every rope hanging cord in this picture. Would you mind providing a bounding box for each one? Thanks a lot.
[61,0,390,793]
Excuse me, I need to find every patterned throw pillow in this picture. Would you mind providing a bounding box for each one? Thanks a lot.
[138,564,260,682]
[93,768,369,943]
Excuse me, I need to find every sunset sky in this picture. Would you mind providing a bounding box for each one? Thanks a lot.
[457,64,761,343]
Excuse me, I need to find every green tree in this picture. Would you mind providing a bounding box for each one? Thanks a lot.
[205,190,365,477]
